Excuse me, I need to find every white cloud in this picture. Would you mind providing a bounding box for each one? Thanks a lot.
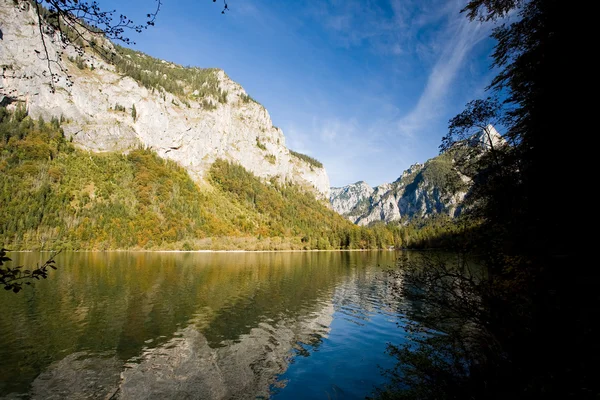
[395,2,491,137]
[285,115,410,186]
[282,0,495,185]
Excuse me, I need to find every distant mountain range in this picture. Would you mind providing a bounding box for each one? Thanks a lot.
[330,126,502,225]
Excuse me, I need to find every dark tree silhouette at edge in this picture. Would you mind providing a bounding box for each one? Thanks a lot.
[0,248,60,293]
[375,0,591,398]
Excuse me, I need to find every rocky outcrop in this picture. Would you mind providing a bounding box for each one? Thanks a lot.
[329,181,373,221]
[331,126,506,225]
[0,1,329,198]
[330,154,471,226]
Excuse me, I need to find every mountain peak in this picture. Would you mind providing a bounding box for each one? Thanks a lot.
[465,124,505,151]
[330,135,495,225]
[329,181,374,218]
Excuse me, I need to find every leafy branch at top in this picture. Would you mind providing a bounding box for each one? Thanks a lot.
[0,248,60,293]
[214,0,230,14]
[10,0,228,92]
[11,0,165,92]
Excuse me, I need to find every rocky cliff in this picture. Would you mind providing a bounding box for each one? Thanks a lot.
[329,181,373,221]
[330,127,503,225]
[330,159,467,226]
[0,1,330,198]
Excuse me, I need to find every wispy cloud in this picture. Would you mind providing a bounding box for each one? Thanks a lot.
[286,114,414,187]
[396,4,491,137]
[248,0,496,186]
[305,2,491,121]
[308,0,402,54]
[309,0,491,140]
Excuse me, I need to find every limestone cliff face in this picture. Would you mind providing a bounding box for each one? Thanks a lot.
[330,158,469,226]
[330,126,505,225]
[329,181,373,221]
[0,1,330,198]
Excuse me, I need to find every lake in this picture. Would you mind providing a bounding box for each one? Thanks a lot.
[0,251,414,399]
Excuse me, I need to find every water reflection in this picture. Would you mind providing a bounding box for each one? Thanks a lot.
[0,251,404,399]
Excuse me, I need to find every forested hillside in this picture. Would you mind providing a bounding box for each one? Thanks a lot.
[0,106,456,251]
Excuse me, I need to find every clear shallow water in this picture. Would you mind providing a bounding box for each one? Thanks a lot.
[0,251,411,399]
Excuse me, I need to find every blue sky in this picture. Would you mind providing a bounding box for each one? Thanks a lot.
[96,0,496,187]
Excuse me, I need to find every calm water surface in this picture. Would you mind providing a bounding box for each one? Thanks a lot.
[0,251,413,399]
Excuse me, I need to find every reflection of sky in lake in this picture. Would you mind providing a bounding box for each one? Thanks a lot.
[273,271,408,400]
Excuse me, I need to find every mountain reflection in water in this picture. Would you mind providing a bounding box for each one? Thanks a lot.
[0,251,409,399]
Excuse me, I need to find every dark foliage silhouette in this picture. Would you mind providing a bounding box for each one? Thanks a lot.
[375,0,591,398]
[0,248,59,293]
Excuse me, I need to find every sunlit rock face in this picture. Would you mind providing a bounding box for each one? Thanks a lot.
[330,125,506,225]
[330,161,458,225]
[329,181,374,222]
[330,155,470,225]
[0,1,329,198]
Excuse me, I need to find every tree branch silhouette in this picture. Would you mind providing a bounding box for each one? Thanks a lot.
[10,0,228,90]
[0,248,60,293]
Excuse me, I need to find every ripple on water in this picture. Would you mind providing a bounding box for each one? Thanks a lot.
[0,250,411,400]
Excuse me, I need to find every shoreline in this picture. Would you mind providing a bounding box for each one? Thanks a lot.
[10,248,401,253]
